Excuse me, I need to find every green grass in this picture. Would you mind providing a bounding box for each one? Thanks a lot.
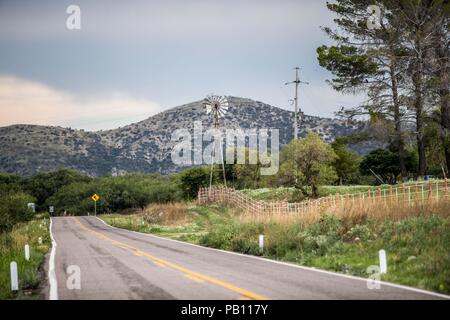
[101,205,233,244]
[0,214,51,299]
[103,205,450,295]
[243,185,385,201]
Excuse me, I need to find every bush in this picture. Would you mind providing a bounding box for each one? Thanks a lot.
[178,166,212,199]
[0,192,36,231]
[199,222,237,249]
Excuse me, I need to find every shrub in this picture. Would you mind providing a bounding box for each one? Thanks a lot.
[178,166,212,199]
[0,192,36,231]
[199,222,237,249]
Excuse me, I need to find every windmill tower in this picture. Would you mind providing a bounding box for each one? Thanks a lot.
[204,94,229,188]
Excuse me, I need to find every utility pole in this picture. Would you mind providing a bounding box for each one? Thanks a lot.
[285,67,308,140]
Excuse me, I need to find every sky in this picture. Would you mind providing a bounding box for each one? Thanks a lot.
[0,0,365,131]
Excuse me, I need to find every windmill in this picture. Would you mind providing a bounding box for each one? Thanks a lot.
[204,94,229,188]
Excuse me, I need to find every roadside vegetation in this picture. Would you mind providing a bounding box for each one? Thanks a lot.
[101,202,450,295]
[0,214,50,299]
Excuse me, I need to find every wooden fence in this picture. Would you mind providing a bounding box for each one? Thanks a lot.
[198,180,449,216]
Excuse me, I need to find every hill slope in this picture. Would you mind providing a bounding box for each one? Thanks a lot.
[0,96,381,176]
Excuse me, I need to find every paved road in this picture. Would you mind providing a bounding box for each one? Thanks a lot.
[47,216,447,300]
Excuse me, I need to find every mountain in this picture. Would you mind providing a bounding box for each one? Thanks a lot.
[0,96,382,176]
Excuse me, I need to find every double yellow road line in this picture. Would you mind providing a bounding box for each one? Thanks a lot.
[72,217,269,300]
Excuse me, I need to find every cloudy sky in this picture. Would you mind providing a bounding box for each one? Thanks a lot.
[0,0,364,131]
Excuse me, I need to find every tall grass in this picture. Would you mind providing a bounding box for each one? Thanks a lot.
[0,214,50,299]
[239,198,450,226]
[141,203,190,225]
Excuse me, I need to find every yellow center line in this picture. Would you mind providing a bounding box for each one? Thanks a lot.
[185,274,205,283]
[71,217,269,300]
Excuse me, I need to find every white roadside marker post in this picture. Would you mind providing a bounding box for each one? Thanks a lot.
[259,235,264,253]
[25,244,30,261]
[379,249,387,274]
[10,261,18,291]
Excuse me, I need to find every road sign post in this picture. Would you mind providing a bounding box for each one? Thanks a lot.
[91,194,100,216]
[49,206,54,216]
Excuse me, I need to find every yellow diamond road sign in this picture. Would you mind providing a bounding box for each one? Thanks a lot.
[91,194,100,202]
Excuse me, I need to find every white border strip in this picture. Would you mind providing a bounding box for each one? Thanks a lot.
[95,216,450,300]
[48,217,58,300]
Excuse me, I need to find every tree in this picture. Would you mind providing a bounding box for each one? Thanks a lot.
[23,168,91,209]
[234,148,262,189]
[318,0,449,180]
[178,166,213,199]
[278,132,337,197]
[0,173,24,196]
[359,148,416,184]
[331,139,361,185]
[423,110,447,176]
[317,0,411,180]
[429,2,450,175]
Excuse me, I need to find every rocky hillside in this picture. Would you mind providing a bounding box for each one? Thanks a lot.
[0,96,382,176]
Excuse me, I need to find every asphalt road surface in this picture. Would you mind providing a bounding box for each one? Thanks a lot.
[46,216,448,300]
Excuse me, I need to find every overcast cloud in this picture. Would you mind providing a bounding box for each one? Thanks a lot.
[0,0,364,130]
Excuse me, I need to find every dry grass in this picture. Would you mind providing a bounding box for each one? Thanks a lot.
[141,202,190,225]
[238,198,450,226]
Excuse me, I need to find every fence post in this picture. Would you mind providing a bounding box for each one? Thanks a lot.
[428,181,432,200]
[444,178,448,199]
[436,181,439,201]
[408,185,411,206]
[421,184,424,203]
[246,194,249,212]
[389,186,393,205]
[415,185,419,206]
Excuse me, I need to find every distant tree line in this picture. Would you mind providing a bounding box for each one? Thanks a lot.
[0,169,182,231]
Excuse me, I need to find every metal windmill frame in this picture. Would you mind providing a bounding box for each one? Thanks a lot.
[204,94,229,188]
